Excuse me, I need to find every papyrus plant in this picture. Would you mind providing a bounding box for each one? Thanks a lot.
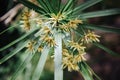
[0,0,120,80]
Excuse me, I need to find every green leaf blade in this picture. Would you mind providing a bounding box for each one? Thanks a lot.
[0,28,38,51]
[37,0,50,13]
[79,9,120,18]
[18,0,46,14]
[0,41,28,64]
[68,0,102,14]
[31,46,50,80]
[94,43,120,56]
[79,62,94,80]
[11,51,34,80]
[79,24,120,34]
[61,0,74,12]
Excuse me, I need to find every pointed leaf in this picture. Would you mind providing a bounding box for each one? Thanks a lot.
[11,51,34,80]
[0,28,38,51]
[79,24,120,34]
[61,0,74,12]
[37,0,50,13]
[31,46,50,80]
[67,0,102,14]
[79,62,94,80]
[0,26,15,35]
[83,62,101,80]
[11,41,41,80]
[94,43,120,56]
[44,0,55,13]
[0,41,28,64]
[79,9,120,18]
[18,0,46,14]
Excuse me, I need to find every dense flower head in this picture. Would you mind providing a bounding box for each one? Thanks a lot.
[41,36,56,47]
[20,11,31,31]
[26,40,36,52]
[62,49,86,72]
[68,19,83,29]
[60,19,83,32]
[81,30,100,44]
[68,41,86,53]
[50,13,66,23]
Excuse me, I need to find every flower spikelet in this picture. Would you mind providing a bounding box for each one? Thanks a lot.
[42,36,56,47]
[21,11,31,31]
[68,41,86,53]
[68,19,83,29]
[26,41,36,51]
[38,46,43,52]
[81,30,100,43]
[62,49,86,72]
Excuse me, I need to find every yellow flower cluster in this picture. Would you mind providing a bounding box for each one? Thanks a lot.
[62,49,86,72]
[36,19,43,25]
[68,41,86,53]
[41,26,52,35]
[68,19,83,29]
[50,13,66,23]
[41,36,56,47]
[60,19,83,32]
[38,46,43,52]
[39,26,56,47]
[26,41,36,52]
[21,11,31,31]
[81,30,100,43]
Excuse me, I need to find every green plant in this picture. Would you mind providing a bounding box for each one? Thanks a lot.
[0,0,120,80]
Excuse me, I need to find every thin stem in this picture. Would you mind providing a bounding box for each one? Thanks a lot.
[54,33,63,80]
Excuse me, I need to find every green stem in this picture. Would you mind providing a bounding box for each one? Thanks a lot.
[54,33,63,80]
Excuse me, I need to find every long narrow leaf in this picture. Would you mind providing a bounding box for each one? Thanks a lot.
[0,41,28,64]
[44,0,55,13]
[79,24,120,34]
[0,28,38,51]
[37,0,50,13]
[83,62,101,80]
[18,0,46,14]
[11,40,41,80]
[0,26,15,35]
[79,62,94,80]
[67,0,102,14]
[11,51,34,80]
[61,0,73,12]
[79,9,120,18]
[31,46,50,80]
[50,0,60,13]
[94,43,120,56]
[57,0,62,12]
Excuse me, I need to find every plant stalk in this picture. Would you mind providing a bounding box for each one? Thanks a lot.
[54,33,63,80]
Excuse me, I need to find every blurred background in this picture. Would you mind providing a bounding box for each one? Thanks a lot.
[0,0,120,80]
